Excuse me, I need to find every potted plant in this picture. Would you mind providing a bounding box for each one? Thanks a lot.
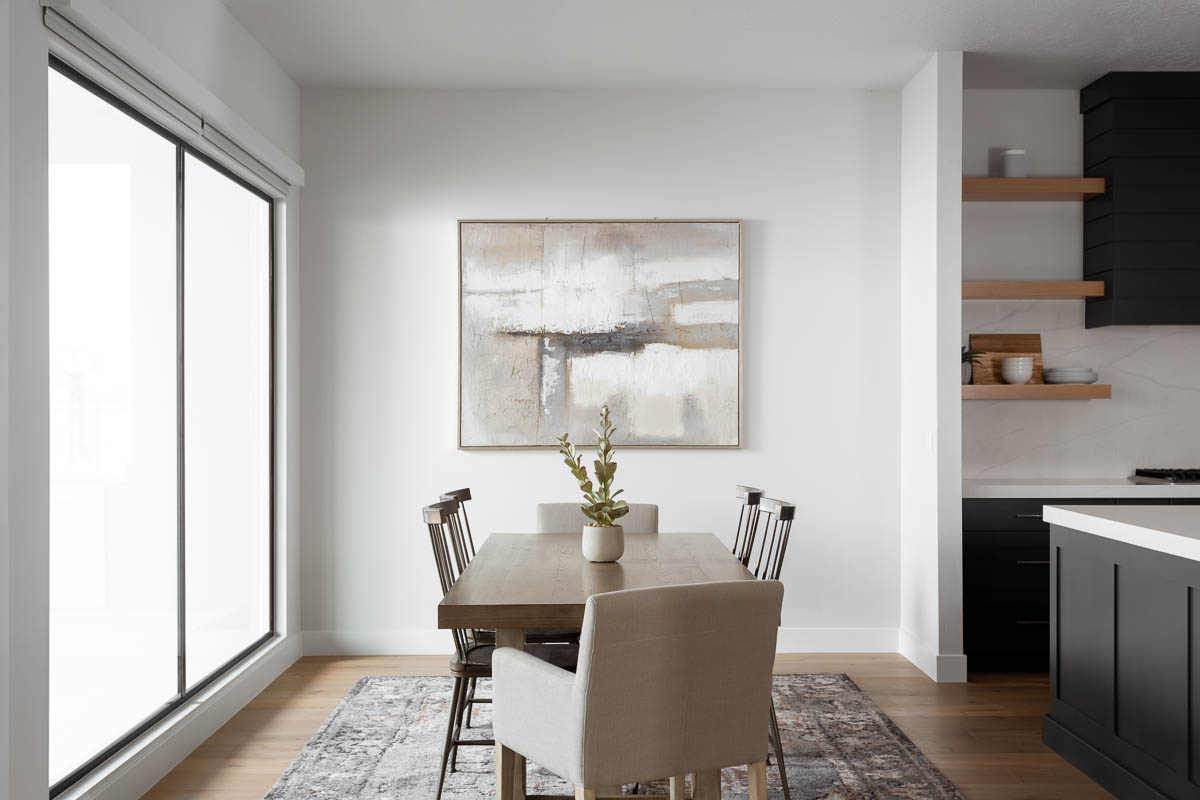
[962,346,982,385]
[556,405,629,562]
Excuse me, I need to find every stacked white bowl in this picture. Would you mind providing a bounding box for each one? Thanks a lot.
[1001,357,1034,385]
[1043,367,1099,385]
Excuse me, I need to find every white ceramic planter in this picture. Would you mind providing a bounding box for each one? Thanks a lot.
[582,524,624,563]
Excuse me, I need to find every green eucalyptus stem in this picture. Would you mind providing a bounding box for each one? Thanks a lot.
[555,405,629,527]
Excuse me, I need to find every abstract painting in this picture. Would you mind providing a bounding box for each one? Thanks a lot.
[459,220,741,448]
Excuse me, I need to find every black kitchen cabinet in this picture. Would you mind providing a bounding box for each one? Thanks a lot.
[964,499,1105,670]
[1081,72,1200,327]
[1045,518,1200,800]
[962,496,1196,671]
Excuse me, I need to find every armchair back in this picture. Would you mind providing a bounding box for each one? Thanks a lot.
[572,579,783,786]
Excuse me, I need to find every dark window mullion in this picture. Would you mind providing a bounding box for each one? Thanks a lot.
[176,143,187,699]
[268,198,277,638]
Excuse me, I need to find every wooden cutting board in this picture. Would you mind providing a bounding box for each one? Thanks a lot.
[969,333,1043,385]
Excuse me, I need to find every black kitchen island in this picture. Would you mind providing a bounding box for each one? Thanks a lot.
[1044,505,1200,800]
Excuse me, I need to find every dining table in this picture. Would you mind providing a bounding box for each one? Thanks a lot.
[437,531,756,799]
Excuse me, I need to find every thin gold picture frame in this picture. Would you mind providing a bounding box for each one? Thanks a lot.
[457,218,743,450]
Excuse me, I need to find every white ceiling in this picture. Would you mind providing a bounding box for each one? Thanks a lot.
[221,0,1200,90]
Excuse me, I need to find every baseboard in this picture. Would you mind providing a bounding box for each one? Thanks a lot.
[303,627,901,656]
[1042,715,1168,800]
[775,627,899,653]
[64,634,303,800]
[304,628,453,655]
[898,629,967,682]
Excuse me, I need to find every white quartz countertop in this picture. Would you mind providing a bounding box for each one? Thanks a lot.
[963,478,1200,499]
[1044,505,1200,562]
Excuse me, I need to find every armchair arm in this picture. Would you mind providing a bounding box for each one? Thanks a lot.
[493,647,581,782]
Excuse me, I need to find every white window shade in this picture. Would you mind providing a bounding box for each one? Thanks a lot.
[199,121,294,199]
[42,1,303,198]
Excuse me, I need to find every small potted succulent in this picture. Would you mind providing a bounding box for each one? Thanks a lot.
[962,346,982,385]
[556,405,629,562]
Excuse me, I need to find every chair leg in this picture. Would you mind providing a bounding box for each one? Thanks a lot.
[669,775,687,800]
[449,675,470,772]
[465,677,477,728]
[513,753,527,800]
[694,769,721,800]
[747,760,767,800]
[496,743,515,800]
[575,788,597,800]
[770,700,792,800]
[437,677,464,800]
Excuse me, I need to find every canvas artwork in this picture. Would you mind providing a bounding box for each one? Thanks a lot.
[459,220,741,448]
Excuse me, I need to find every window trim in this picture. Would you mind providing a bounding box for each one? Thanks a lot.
[48,56,277,799]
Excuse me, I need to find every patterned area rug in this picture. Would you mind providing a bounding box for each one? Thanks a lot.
[266,673,963,799]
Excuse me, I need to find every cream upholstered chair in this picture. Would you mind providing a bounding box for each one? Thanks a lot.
[536,502,659,534]
[493,580,784,799]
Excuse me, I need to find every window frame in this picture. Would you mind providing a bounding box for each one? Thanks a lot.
[48,56,277,799]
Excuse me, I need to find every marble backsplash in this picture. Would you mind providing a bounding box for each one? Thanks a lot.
[962,300,1200,479]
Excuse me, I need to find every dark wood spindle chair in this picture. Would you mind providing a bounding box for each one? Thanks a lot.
[426,501,577,799]
[436,494,489,731]
[732,485,764,566]
[438,489,577,731]
[738,492,797,800]
[751,497,796,582]
[440,488,476,559]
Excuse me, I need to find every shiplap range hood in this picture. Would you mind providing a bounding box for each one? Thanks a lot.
[1082,72,1200,327]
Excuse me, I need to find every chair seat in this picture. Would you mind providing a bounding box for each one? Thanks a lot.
[530,628,581,643]
[451,642,579,677]
[474,628,580,645]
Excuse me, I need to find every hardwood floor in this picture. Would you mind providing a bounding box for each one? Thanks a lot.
[143,654,1111,799]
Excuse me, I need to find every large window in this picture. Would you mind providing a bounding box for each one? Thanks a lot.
[48,61,274,795]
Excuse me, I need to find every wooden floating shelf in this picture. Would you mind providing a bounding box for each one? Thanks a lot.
[962,281,1106,299]
[962,177,1106,202]
[963,384,1112,400]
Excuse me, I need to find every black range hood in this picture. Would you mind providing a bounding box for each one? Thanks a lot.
[1082,72,1200,327]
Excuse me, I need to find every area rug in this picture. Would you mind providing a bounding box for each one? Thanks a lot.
[266,673,963,799]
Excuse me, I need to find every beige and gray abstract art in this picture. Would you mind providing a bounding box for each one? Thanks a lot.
[459,220,740,447]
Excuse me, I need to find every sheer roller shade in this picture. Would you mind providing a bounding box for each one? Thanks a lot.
[42,3,300,198]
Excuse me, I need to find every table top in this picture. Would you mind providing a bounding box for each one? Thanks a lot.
[437,532,754,630]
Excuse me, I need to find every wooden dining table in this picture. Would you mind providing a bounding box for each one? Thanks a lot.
[438,531,756,799]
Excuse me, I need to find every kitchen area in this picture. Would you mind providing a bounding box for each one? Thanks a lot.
[962,73,1200,799]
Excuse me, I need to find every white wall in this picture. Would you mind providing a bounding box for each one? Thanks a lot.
[299,88,902,654]
[898,53,965,682]
[962,89,1200,478]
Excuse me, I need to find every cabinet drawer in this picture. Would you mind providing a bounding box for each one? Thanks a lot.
[964,499,1113,532]
[966,568,1048,616]
[965,561,1050,598]
[965,615,1050,670]
[964,529,1048,557]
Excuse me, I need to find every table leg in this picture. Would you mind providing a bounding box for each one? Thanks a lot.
[694,769,721,799]
[495,628,527,800]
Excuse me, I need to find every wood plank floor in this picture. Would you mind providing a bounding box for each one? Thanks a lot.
[143,654,1111,799]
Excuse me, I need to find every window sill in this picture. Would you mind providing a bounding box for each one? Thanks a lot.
[59,633,302,800]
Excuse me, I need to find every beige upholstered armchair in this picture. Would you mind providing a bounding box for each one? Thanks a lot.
[493,580,784,799]
[536,502,660,534]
